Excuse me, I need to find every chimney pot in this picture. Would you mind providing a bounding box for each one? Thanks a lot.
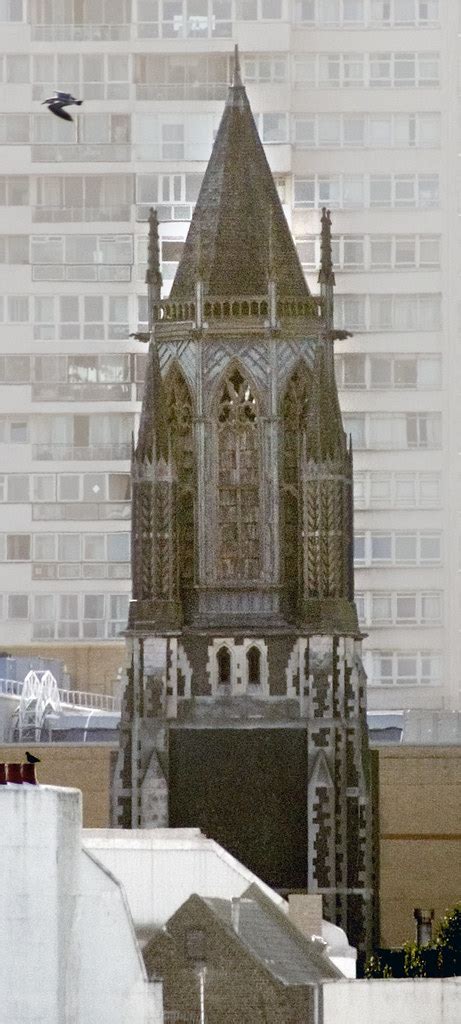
[414,908,434,947]
[21,763,38,785]
[7,763,23,784]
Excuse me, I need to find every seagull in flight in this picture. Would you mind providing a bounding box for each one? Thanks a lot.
[42,91,83,122]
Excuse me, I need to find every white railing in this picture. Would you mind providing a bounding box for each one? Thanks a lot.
[57,688,121,712]
[0,676,120,712]
[0,677,23,698]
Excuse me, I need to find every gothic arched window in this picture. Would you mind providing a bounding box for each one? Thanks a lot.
[217,646,231,686]
[281,366,310,592]
[246,646,261,686]
[216,367,260,581]
[165,366,195,589]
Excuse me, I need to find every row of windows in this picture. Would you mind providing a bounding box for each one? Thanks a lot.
[0,470,442,511]
[295,0,438,26]
[344,412,441,450]
[0,114,131,146]
[294,173,439,209]
[356,590,441,625]
[364,649,442,687]
[293,113,440,149]
[0,414,133,447]
[0,531,130,562]
[0,410,443,453]
[0,231,442,277]
[293,51,440,89]
[0,172,441,216]
[354,472,440,509]
[297,235,441,271]
[0,354,138,384]
[0,111,442,154]
[335,354,441,390]
[16,50,438,95]
[335,294,441,331]
[0,472,130,503]
[12,0,438,34]
[354,531,441,566]
[0,294,130,340]
[0,590,129,640]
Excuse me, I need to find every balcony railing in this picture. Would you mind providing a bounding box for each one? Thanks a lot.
[31,24,130,41]
[32,562,130,581]
[136,83,228,101]
[33,206,131,223]
[32,443,131,462]
[0,676,120,712]
[32,145,131,164]
[32,383,132,403]
[32,502,131,522]
[32,620,127,641]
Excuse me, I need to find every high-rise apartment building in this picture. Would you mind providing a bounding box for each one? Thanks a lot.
[0,0,458,709]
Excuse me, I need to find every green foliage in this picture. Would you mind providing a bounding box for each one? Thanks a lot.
[365,902,461,979]
[434,903,461,976]
[364,955,394,978]
[403,942,427,978]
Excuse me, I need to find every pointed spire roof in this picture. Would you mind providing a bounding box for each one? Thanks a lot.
[134,343,169,464]
[170,47,310,301]
[318,207,335,287]
[145,206,162,293]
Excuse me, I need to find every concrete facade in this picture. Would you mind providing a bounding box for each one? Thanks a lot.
[0,0,458,712]
[0,784,162,1024]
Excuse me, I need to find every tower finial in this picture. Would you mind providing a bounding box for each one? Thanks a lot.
[232,44,242,87]
[318,207,335,332]
[146,208,162,287]
[318,207,335,287]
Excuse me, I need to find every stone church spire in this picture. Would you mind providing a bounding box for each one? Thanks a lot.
[114,71,374,957]
[170,49,310,301]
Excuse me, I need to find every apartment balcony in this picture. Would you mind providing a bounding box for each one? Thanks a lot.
[135,83,228,102]
[32,206,132,223]
[32,444,131,462]
[31,383,133,403]
[31,145,131,164]
[31,23,131,41]
[32,502,131,522]
[32,562,131,581]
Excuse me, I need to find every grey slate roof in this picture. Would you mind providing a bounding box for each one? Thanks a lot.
[203,884,341,987]
[170,59,311,302]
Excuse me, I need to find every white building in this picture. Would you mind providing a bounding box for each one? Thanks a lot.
[83,826,357,976]
[0,1,458,709]
[0,783,163,1023]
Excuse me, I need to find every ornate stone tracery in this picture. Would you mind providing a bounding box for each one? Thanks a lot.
[216,366,261,582]
[164,364,195,589]
[281,365,311,596]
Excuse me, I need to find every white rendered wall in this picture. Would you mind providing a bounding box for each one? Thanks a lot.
[0,786,162,1024]
[322,978,461,1024]
[83,827,356,975]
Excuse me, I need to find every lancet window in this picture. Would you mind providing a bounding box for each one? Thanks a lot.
[165,365,195,588]
[216,367,261,581]
[246,645,261,687]
[217,646,231,687]
[281,366,310,592]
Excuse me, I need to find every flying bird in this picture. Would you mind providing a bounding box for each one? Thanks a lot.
[42,91,83,122]
[25,751,41,764]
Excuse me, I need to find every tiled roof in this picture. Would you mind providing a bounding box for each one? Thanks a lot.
[170,56,310,302]
[203,885,341,986]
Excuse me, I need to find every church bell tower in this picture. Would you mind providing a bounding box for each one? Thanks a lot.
[114,48,374,955]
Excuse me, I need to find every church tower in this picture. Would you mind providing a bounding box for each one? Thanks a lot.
[114,49,374,955]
